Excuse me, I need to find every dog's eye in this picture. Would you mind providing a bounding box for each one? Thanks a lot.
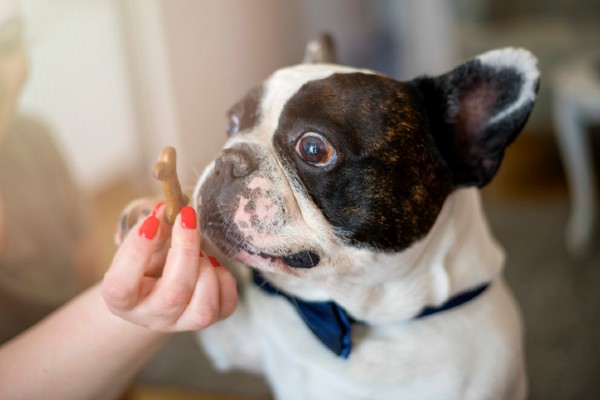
[226,114,240,136]
[295,132,336,167]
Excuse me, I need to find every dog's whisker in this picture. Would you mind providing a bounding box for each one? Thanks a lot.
[181,156,202,183]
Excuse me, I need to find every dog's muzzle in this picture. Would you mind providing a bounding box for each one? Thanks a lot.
[198,144,320,269]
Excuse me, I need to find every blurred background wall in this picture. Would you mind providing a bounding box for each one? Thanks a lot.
[18,0,599,193]
[10,1,600,399]
[18,0,464,193]
[19,0,138,192]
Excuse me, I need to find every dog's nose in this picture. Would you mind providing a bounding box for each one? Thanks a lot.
[214,146,257,179]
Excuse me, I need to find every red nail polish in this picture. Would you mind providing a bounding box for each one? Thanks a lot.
[152,202,165,216]
[208,256,220,268]
[199,249,205,257]
[138,215,159,239]
[181,206,197,229]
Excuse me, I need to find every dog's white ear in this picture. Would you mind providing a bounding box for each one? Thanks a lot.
[412,48,540,187]
[303,33,338,64]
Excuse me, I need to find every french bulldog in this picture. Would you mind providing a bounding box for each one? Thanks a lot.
[125,35,539,399]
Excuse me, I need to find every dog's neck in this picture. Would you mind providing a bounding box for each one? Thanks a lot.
[262,188,504,324]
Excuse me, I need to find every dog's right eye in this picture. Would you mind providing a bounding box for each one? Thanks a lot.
[226,114,240,136]
[295,132,337,167]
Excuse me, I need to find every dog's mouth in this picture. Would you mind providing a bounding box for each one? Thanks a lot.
[197,161,321,271]
[241,242,320,269]
[202,218,320,270]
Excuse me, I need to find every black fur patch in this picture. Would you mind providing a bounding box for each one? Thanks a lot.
[226,85,263,135]
[273,73,454,251]
[412,60,537,187]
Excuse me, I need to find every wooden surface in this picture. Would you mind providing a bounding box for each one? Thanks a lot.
[126,385,270,400]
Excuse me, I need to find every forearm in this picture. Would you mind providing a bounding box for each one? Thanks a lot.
[0,283,168,400]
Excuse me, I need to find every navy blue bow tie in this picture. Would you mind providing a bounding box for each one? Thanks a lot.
[252,271,489,359]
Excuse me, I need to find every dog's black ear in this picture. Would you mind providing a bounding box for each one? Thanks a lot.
[303,33,338,64]
[412,48,540,187]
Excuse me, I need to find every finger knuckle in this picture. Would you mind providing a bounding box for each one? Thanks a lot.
[221,294,238,320]
[189,304,219,329]
[101,280,135,309]
[159,286,193,309]
[217,271,238,319]
[220,270,238,288]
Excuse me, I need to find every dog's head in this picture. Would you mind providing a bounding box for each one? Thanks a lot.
[196,35,539,288]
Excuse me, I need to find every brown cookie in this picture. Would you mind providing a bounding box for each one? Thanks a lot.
[152,147,189,225]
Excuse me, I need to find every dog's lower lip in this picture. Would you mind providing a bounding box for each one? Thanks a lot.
[204,225,278,263]
[242,243,276,261]
[242,243,319,269]
[202,217,319,268]
[236,242,318,268]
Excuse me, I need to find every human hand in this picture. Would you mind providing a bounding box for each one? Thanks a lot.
[101,204,238,332]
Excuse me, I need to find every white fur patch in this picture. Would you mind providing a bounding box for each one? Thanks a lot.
[259,64,374,140]
[477,48,539,125]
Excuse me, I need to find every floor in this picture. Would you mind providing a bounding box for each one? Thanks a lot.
[126,385,267,400]
[89,132,600,400]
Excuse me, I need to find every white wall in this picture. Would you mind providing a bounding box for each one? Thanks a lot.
[16,0,457,194]
[155,0,308,188]
[19,0,139,193]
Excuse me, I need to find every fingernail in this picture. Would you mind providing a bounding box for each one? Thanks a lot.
[181,206,197,229]
[138,215,160,239]
[152,202,165,216]
[199,249,205,257]
[208,256,220,268]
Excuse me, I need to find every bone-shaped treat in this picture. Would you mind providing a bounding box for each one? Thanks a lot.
[152,147,189,225]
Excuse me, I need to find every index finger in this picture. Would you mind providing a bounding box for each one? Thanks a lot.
[101,207,170,311]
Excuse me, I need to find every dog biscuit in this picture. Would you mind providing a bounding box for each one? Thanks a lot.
[152,146,189,225]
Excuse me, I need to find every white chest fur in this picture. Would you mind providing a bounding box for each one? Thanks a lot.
[199,274,526,400]
[196,190,527,399]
